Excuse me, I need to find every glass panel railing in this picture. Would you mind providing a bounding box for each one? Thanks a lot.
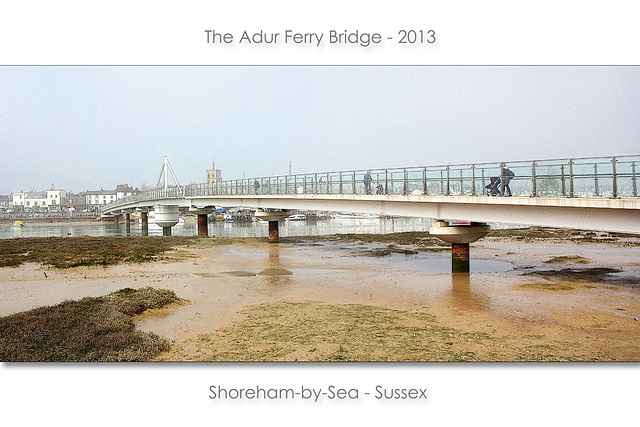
[100,155,640,212]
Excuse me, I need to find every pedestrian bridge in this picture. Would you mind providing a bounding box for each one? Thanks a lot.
[102,155,640,234]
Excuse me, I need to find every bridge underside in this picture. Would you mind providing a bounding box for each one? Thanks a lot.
[103,194,640,234]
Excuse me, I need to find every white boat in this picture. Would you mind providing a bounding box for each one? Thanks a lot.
[286,214,307,221]
[332,213,380,219]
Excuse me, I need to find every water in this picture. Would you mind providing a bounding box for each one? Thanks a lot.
[1,217,434,239]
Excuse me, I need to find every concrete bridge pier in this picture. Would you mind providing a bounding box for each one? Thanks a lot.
[429,221,490,273]
[123,210,132,236]
[269,221,279,242]
[451,243,471,272]
[137,208,149,236]
[190,206,216,237]
[154,205,180,237]
[254,210,292,243]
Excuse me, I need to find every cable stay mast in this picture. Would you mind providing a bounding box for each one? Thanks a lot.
[156,156,182,191]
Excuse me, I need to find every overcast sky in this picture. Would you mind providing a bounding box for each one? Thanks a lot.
[1,66,638,194]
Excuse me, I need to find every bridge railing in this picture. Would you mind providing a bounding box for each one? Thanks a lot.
[103,155,640,211]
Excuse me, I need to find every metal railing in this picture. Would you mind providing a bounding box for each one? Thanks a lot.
[103,155,640,211]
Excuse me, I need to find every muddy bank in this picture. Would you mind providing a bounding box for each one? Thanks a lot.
[0,235,208,268]
[0,287,182,362]
[1,229,640,361]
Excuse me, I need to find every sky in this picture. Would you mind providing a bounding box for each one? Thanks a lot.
[1,66,639,194]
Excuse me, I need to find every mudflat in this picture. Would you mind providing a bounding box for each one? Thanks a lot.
[1,231,639,361]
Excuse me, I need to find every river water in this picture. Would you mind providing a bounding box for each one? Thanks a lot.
[1,216,520,275]
[2,217,436,239]
[1,216,525,240]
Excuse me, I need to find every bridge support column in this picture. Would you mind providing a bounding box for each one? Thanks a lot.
[429,221,490,273]
[137,208,149,236]
[190,206,216,237]
[197,214,208,236]
[451,243,470,272]
[254,209,292,243]
[141,212,148,236]
[125,212,131,236]
[268,221,279,243]
[154,205,179,237]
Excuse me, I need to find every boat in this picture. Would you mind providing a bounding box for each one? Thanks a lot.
[11,221,24,227]
[286,214,307,221]
[331,213,380,219]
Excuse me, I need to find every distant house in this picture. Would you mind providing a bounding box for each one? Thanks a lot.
[26,191,48,210]
[81,189,117,210]
[11,191,25,208]
[0,194,10,212]
[44,189,67,210]
[115,184,136,199]
[61,193,87,212]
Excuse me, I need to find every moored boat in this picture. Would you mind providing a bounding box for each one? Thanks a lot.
[332,212,380,219]
[286,214,307,221]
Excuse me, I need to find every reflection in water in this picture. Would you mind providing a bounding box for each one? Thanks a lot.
[450,273,489,312]
[1,217,433,239]
[258,244,293,286]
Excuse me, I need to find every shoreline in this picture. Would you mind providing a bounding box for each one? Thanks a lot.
[1,230,639,361]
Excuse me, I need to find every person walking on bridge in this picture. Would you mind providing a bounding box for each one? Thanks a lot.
[501,165,515,197]
[364,171,372,194]
[254,179,260,195]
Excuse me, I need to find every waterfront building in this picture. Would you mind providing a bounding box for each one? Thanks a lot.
[116,184,136,199]
[10,189,67,212]
[8,185,136,213]
[61,193,87,212]
[80,184,138,211]
[0,195,10,212]
[81,189,117,210]
[45,189,66,210]
[11,191,25,208]
[26,191,48,210]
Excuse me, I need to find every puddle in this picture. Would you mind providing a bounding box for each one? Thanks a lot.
[141,274,189,279]
[524,267,640,287]
[376,252,513,273]
[193,272,219,278]
[222,270,257,277]
[258,268,294,276]
[114,273,190,280]
[354,247,419,257]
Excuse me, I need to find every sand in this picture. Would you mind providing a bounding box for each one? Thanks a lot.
[1,236,639,361]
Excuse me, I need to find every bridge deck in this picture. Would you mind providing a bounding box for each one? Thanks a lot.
[102,155,640,233]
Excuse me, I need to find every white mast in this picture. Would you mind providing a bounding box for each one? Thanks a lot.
[156,156,181,190]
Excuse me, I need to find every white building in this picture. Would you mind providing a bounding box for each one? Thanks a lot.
[11,192,25,208]
[83,189,117,209]
[11,189,67,211]
[45,189,66,209]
